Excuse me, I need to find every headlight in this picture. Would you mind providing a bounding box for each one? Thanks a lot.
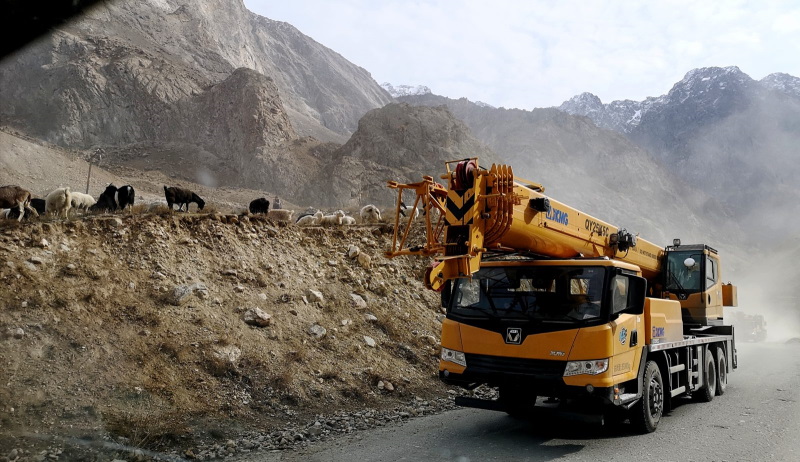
[440,347,467,367]
[564,359,609,377]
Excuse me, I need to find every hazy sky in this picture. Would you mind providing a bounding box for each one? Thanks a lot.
[243,0,800,110]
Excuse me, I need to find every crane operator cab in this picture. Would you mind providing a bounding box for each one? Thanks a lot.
[663,241,736,326]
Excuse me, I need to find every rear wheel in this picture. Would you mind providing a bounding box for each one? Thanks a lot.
[630,361,664,433]
[716,347,728,396]
[695,348,717,402]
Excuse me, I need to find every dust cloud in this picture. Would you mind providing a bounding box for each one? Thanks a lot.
[729,247,800,343]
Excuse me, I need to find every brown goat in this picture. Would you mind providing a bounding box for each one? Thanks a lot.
[0,185,39,222]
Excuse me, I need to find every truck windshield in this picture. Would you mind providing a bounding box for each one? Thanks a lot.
[665,251,703,294]
[449,266,607,322]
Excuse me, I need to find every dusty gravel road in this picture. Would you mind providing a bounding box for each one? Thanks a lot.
[246,341,800,461]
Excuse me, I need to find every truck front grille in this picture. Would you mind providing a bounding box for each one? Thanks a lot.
[464,353,566,378]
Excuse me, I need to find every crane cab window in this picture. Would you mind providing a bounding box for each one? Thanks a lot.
[665,251,703,294]
[706,256,718,289]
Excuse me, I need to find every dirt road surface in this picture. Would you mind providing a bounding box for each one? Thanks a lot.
[242,341,800,461]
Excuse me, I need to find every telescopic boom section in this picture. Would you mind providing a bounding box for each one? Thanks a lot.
[386,159,664,289]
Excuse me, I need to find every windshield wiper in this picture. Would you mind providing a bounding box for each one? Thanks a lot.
[667,269,686,293]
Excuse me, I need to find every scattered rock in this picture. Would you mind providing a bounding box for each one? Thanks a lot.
[168,285,194,306]
[39,238,49,248]
[309,324,327,339]
[350,293,367,309]
[327,260,338,267]
[305,289,325,304]
[258,293,268,301]
[8,328,24,339]
[28,256,44,265]
[363,336,376,347]
[357,253,372,269]
[106,217,124,228]
[347,245,360,258]
[243,308,272,327]
[234,285,246,293]
[341,319,351,326]
[365,314,378,322]
[211,345,241,365]
[222,269,238,277]
[384,381,395,392]
[191,283,209,299]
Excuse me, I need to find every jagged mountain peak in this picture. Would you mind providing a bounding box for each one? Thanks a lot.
[381,83,432,98]
[760,72,800,98]
[560,92,604,112]
[669,66,755,100]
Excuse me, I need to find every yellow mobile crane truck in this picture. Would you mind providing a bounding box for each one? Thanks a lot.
[387,159,738,433]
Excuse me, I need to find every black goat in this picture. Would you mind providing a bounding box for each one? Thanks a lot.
[116,185,135,209]
[164,186,205,211]
[90,184,118,212]
[249,198,270,214]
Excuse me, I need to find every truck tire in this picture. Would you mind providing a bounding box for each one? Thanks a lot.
[499,385,536,417]
[630,361,663,433]
[716,347,727,396]
[695,348,717,402]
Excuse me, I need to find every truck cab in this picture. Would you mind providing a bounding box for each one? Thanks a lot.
[439,259,647,408]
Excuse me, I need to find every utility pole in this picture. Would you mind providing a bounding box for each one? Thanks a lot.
[85,148,104,194]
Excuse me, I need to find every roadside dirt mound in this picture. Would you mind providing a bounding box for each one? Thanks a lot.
[0,211,447,453]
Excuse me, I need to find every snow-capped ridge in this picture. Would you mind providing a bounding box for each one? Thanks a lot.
[558,66,798,134]
[381,83,432,98]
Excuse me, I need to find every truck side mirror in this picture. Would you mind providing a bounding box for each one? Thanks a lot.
[441,280,452,309]
[626,276,647,315]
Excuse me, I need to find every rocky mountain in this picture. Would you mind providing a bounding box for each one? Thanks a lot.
[558,67,800,136]
[307,102,499,207]
[558,67,800,240]
[0,0,407,205]
[0,0,392,151]
[397,94,739,248]
[760,72,800,98]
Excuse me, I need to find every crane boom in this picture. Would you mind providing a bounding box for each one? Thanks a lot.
[387,159,663,287]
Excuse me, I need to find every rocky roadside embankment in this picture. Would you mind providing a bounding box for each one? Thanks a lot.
[0,211,470,460]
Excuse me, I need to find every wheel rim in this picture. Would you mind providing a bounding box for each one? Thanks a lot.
[648,376,663,417]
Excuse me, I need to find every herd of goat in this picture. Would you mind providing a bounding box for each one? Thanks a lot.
[0,183,395,226]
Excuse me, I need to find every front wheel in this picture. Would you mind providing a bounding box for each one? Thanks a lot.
[630,361,664,433]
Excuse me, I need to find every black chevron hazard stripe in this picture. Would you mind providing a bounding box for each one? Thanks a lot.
[447,192,475,223]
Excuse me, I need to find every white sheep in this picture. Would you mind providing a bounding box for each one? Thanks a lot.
[341,216,356,225]
[399,202,423,222]
[45,187,72,219]
[318,210,345,226]
[70,191,96,214]
[267,209,294,222]
[296,211,323,227]
[359,204,382,224]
